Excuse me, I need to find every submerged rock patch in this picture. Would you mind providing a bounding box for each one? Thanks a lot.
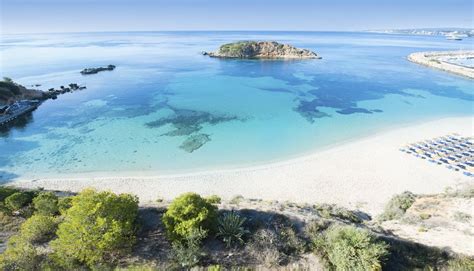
[146,107,241,152]
[179,134,211,153]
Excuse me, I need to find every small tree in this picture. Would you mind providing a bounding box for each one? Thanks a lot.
[20,214,58,243]
[323,225,389,271]
[33,192,59,215]
[162,192,218,242]
[0,235,41,270]
[57,196,73,214]
[379,191,416,221]
[5,192,32,212]
[50,189,139,269]
[0,186,19,201]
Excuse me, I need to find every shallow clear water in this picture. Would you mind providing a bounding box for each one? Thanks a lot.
[0,31,473,180]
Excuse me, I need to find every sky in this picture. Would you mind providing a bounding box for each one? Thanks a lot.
[1,0,473,34]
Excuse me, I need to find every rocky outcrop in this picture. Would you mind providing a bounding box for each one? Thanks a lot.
[0,79,46,105]
[81,65,116,75]
[0,78,87,105]
[205,41,321,59]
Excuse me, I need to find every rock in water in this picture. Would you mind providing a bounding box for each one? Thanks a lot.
[205,41,321,59]
[179,134,211,153]
[81,65,116,75]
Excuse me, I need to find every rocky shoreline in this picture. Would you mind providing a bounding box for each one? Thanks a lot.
[408,51,474,79]
[204,41,321,59]
[0,79,87,128]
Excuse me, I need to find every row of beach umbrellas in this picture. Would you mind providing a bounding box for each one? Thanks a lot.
[400,133,473,177]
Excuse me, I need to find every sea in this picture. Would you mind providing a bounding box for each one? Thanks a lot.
[0,31,472,181]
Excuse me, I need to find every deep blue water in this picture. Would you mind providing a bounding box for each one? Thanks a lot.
[0,31,472,180]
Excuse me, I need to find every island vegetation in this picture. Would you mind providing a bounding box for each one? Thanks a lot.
[0,184,472,270]
[204,41,321,59]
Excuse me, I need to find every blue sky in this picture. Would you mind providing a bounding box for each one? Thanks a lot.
[1,0,473,34]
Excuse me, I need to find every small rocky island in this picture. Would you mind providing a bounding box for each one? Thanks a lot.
[203,41,321,59]
[80,64,116,75]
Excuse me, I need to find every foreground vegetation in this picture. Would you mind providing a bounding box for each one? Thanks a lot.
[0,185,472,270]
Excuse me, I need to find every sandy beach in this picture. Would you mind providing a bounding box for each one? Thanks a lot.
[408,51,474,79]
[10,116,473,216]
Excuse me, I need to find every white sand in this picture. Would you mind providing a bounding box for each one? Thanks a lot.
[408,51,474,79]
[11,116,473,216]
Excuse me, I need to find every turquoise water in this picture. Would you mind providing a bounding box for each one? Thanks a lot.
[0,32,473,180]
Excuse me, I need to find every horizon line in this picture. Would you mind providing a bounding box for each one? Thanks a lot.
[2,27,472,36]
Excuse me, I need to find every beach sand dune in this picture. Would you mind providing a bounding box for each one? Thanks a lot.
[12,116,473,216]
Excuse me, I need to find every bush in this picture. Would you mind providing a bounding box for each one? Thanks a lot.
[0,212,24,232]
[314,203,362,223]
[0,202,11,215]
[217,211,249,248]
[50,189,139,269]
[57,196,73,214]
[446,256,474,270]
[20,214,58,243]
[0,186,20,201]
[171,228,207,268]
[33,192,59,215]
[5,192,33,212]
[116,262,159,271]
[247,229,281,267]
[379,191,416,221]
[322,225,389,271]
[205,195,221,204]
[0,235,41,270]
[162,192,218,242]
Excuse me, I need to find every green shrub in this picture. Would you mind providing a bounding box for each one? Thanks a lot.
[171,228,206,268]
[0,235,41,270]
[50,189,139,269]
[229,195,244,205]
[322,225,389,271]
[0,212,24,232]
[446,256,474,270]
[33,192,59,215]
[5,192,33,212]
[0,186,20,201]
[207,265,223,271]
[379,191,416,221]
[314,203,362,223]
[20,214,58,243]
[217,211,249,248]
[162,192,218,242]
[115,262,159,271]
[304,219,331,239]
[57,196,73,214]
[0,202,11,215]
[205,195,221,204]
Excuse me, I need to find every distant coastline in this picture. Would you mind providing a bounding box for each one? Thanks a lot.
[408,51,474,79]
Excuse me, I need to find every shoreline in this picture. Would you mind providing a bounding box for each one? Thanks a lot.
[10,116,474,216]
[408,50,474,79]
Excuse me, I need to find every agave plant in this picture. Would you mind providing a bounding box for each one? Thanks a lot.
[216,211,249,248]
